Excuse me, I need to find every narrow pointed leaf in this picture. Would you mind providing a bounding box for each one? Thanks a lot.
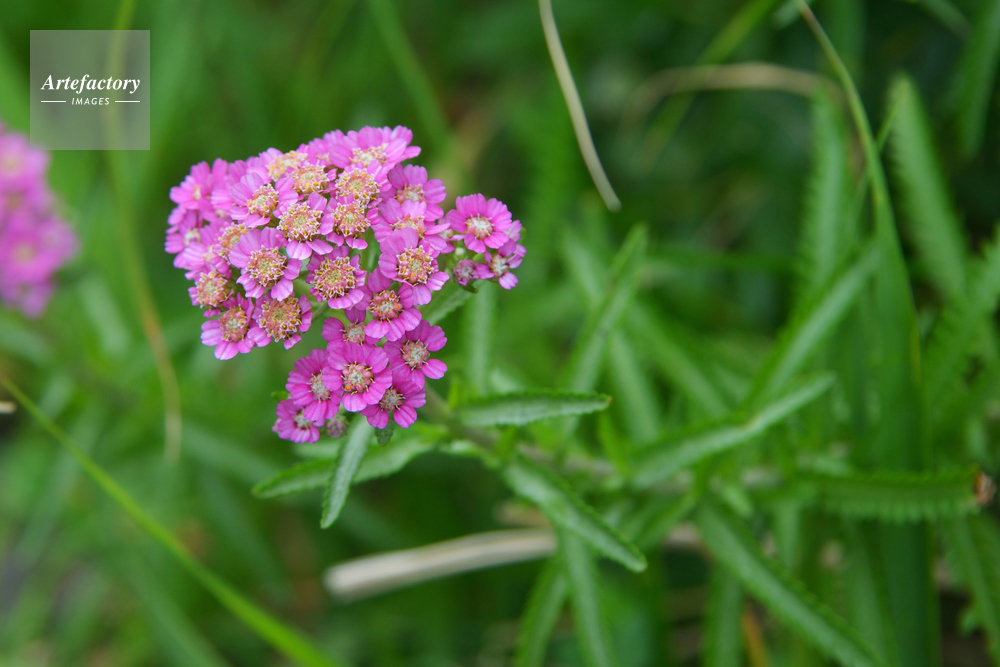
[559,531,620,667]
[747,244,876,405]
[456,391,611,427]
[953,0,1000,155]
[321,420,373,528]
[943,514,1000,662]
[889,75,968,302]
[501,454,646,572]
[702,569,745,667]
[253,459,336,499]
[633,374,835,487]
[694,500,882,667]
[515,559,568,667]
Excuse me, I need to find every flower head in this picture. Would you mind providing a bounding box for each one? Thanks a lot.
[230,172,296,227]
[287,348,342,421]
[328,125,421,171]
[476,238,526,290]
[322,342,392,412]
[377,228,449,305]
[249,294,313,350]
[387,164,446,221]
[273,399,322,443]
[229,227,302,299]
[360,269,422,341]
[362,371,426,428]
[333,161,390,208]
[445,194,513,253]
[323,308,377,347]
[385,320,447,387]
[200,295,256,359]
[325,196,377,250]
[375,199,451,254]
[277,192,333,260]
[307,246,366,309]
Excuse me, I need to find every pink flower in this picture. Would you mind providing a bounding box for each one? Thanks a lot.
[476,239,525,290]
[0,129,49,195]
[374,199,451,254]
[249,294,313,350]
[260,148,307,182]
[164,209,200,256]
[170,159,227,221]
[307,246,366,309]
[333,161,390,208]
[200,295,256,360]
[445,194,513,253]
[277,192,333,260]
[229,172,296,227]
[286,348,342,421]
[323,308,377,347]
[362,371,426,428]
[273,399,322,443]
[385,320,447,387]
[377,228,448,305]
[322,342,392,413]
[386,164,446,221]
[188,265,233,311]
[454,259,477,287]
[325,195,378,250]
[328,125,420,170]
[229,228,302,299]
[359,269,421,341]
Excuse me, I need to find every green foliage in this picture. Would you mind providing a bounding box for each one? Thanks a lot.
[560,531,620,667]
[694,500,882,667]
[943,515,1000,662]
[501,454,646,572]
[320,420,373,528]
[455,390,611,427]
[952,0,1000,155]
[515,559,568,667]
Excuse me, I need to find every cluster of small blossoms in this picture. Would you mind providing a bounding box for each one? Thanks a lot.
[165,126,525,441]
[0,124,77,317]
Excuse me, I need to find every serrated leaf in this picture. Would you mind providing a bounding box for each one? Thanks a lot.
[253,459,335,499]
[747,244,876,405]
[796,87,855,305]
[807,467,983,522]
[633,374,835,488]
[559,530,620,667]
[924,229,1000,411]
[943,514,1000,662]
[320,420,373,528]
[515,558,568,667]
[889,75,968,303]
[952,0,1000,156]
[694,500,882,667]
[501,454,646,572]
[456,391,611,427]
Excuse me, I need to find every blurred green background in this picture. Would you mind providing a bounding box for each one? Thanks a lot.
[2,0,1000,665]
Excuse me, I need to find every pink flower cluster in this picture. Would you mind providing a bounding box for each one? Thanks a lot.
[0,124,77,317]
[165,126,525,440]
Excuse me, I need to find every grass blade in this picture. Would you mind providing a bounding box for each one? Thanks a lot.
[695,499,882,667]
[702,569,745,667]
[952,0,1000,156]
[0,377,346,667]
[515,559,569,667]
[559,530,620,667]
[889,75,968,303]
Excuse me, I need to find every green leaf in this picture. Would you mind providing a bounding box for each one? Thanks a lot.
[456,391,611,427]
[889,75,968,303]
[515,559,568,667]
[806,467,984,522]
[694,500,882,667]
[560,225,647,393]
[924,229,1000,411]
[943,514,1000,662]
[633,374,835,488]
[629,307,730,418]
[0,378,345,667]
[559,530,620,667]
[463,280,497,396]
[796,87,855,305]
[747,244,876,405]
[420,280,473,324]
[321,420,373,528]
[253,459,336,499]
[702,569,745,667]
[375,423,394,446]
[501,454,646,572]
[354,436,435,483]
[952,0,1000,156]
[843,523,901,667]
